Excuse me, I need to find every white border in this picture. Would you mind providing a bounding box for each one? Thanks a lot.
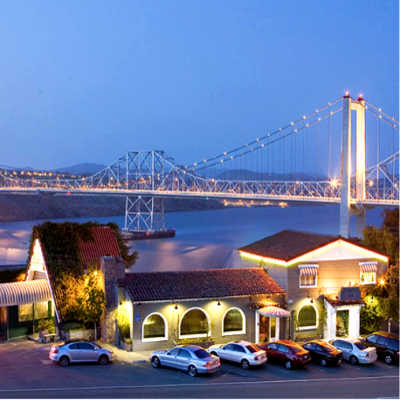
[297,303,318,331]
[179,307,211,339]
[142,312,168,342]
[222,307,246,336]
[359,262,377,285]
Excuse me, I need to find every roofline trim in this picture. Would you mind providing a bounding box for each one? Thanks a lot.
[239,238,389,266]
[126,292,285,304]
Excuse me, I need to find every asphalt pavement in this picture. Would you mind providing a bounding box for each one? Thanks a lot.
[0,341,398,398]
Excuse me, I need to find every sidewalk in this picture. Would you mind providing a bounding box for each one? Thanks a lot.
[99,342,152,364]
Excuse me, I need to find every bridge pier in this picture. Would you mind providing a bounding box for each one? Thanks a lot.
[124,196,166,232]
[355,207,366,239]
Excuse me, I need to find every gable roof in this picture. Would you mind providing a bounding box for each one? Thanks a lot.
[238,230,388,264]
[239,230,338,261]
[78,226,121,267]
[120,267,284,302]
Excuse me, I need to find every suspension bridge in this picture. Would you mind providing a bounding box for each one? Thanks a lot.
[0,93,398,237]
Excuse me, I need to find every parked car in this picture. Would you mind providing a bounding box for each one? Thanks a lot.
[302,340,343,367]
[329,338,377,365]
[363,331,399,365]
[260,340,311,369]
[208,341,267,369]
[49,340,112,367]
[150,345,220,377]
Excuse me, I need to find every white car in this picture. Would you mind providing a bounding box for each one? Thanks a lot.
[208,340,267,369]
[330,338,377,365]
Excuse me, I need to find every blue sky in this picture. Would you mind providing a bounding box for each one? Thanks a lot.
[0,0,398,170]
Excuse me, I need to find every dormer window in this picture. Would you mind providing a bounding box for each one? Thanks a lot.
[298,265,318,288]
[360,262,377,285]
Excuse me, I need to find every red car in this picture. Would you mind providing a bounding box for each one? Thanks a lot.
[260,340,311,369]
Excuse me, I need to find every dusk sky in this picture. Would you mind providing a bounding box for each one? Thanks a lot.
[0,0,398,170]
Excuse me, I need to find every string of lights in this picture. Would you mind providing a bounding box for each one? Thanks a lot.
[185,97,343,171]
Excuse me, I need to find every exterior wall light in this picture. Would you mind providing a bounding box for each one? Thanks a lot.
[379,279,385,286]
[174,304,178,310]
[217,301,221,306]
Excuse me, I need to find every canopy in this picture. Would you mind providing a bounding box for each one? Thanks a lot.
[257,306,290,318]
[298,264,318,276]
[360,262,377,273]
[0,279,51,307]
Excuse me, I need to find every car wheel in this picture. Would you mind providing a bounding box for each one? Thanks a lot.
[59,356,69,367]
[241,359,250,369]
[188,365,197,377]
[320,358,327,367]
[350,356,358,365]
[151,356,161,368]
[285,360,292,369]
[384,353,393,365]
[98,355,109,365]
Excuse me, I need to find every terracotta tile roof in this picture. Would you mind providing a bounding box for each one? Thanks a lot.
[238,230,341,261]
[120,267,284,302]
[78,226,121,267]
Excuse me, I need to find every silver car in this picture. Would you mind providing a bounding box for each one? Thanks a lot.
[150,345,220,377]
[330,338,377,365]
[49,341,113,367]
[208,341,267,369]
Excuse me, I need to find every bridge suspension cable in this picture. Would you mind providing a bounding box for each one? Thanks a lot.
[185,97,343,171]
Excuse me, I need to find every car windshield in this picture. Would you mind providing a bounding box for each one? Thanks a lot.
[288,345,303,354]
[194,349,210,359]
[246,344,260,353]
[354,341,366,350]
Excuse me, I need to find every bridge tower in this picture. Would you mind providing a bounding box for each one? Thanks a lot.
[340,93,366,238]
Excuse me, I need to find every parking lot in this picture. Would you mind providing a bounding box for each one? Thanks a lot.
[0,341,398,398]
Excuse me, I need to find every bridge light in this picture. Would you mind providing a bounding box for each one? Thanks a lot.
[330,178,339,188]
[369,180,374,187]
[344,90,350,97]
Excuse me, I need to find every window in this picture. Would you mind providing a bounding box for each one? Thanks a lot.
[222,307,245,335]
[168,348,180,357]
[142,313,167,342]
[360,271,376,285]
[268,343,277,350]
[367,335,377,344]
[18,303,33,322]
[177,349,190,359]
[231,344,246,353]
[297,305,317,330]
[79,343,94,350]
[180,308,209,338]
[360,262,377,285]
[246,344,260,353]
[194,349,210,359]
[223,344,234,351]
[34,301,49,319]
[298,265,318,288]
[277,344,289,353]
[69,343,79,350]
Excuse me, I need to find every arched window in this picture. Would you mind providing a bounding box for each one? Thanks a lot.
[142,313,167,342]
[297,304,317,329]
[180,308,209,338]
[223,307,245,335]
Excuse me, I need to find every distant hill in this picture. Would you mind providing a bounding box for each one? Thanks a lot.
[52,163,107,176]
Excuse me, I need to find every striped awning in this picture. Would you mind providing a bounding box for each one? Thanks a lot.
[258,306,290,318]
[360,262,377,273]
[0,279,51,307]
[298,264,318,276]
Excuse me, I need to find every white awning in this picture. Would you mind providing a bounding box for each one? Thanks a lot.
[257,306,290,318]
[298,264,319,276]
[0,279,51,307]
[360,262,377,273]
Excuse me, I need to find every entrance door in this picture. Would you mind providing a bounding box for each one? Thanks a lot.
[336,310,349,337]
[0,307,8,341]
[258,315,280,344]
[259,315,269,344]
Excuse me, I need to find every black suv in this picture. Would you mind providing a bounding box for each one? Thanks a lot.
[363,332,399,365]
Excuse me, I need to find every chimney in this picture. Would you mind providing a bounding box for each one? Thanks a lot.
[100,256,125,310]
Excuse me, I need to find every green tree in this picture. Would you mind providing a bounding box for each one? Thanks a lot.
[76,268,106,341]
